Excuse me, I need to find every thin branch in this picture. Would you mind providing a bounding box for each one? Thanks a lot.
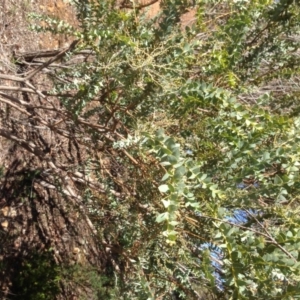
[0,73,25,82]
[198,214,271,239]
[245,209,297,263]
[0,95,31,116]
[24,40,79,81]
[200,213,297,263]
[0,86,37,93]
[120,0,159,9]
[16,48,95,61]
[0,128,48,158]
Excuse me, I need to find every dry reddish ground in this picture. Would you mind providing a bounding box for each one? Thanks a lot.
[140,0,196,26]
[1,0,76,51]
[0,0,195,62]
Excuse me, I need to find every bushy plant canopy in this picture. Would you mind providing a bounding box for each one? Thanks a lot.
[1,0,300,298]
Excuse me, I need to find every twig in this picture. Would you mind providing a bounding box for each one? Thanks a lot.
[24,40,79,81]
[0,86,36,93]
[245,209,297,263]
[120,0,159,9]
[198,214,271,240]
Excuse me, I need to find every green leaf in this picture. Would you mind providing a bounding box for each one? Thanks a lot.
[156,213,169,223]
[174,166,186,180]
[159,184,169,193]
[161,173,170,181]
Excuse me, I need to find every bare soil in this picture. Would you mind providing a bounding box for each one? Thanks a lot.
[0,2,105,299]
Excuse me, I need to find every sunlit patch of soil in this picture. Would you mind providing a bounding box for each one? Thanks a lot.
[38,0,78,49]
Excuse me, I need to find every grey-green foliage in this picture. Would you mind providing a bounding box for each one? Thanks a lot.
[30,0,300,299]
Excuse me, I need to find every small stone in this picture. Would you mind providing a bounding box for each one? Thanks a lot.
[1,207,8,216]
[1,207,17,217]
[8,208,17,217]
[1,220,8,229]
[73,247,80,254]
